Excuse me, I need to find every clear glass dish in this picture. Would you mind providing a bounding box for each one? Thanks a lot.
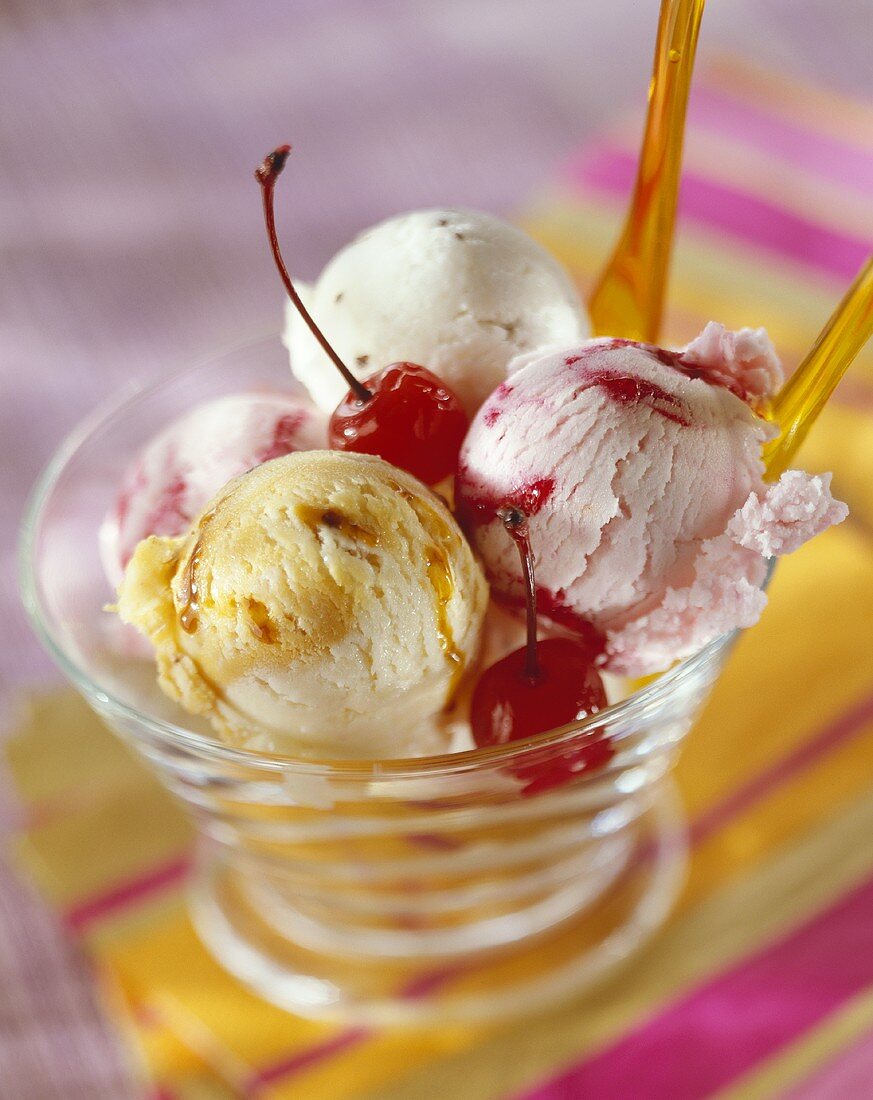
[21,337,741,1025]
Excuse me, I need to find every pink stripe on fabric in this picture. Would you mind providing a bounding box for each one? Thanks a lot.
[519,871,873,1100]
[249,1029,370,1091]
[408,832,462,850]
[251,684,873,1090]
[400,964,465,1000]
[248,966,460,1090]
[783,1024,873,1100]
[566,148,871,280]
[515,685,873,1100]
[691,687,873,846]
[690,87,873,196]
[62,857,191,933]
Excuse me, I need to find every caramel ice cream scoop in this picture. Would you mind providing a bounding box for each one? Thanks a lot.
[116,451,488,758]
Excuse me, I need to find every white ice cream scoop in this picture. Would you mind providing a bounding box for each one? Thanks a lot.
[284,207,589,416]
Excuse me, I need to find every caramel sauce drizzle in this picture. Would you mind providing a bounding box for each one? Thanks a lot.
[389,480,465,701]
[177,505,218,634]
[246,599,279,644]
[295,504,379,546]
[178,537,205,634]
[425,541,464,699]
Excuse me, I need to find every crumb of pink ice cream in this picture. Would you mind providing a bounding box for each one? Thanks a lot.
[605,535,768,676]
[727,470,849,557]
[605,469,847,674]
[682,322,784,404]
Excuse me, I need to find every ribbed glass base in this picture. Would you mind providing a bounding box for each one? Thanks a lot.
[190,782,687,1026]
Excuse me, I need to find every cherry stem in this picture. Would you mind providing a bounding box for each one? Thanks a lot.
[498,505,540,683]
[255,145,371,403]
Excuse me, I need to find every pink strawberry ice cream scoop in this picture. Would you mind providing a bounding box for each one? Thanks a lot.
[456,328,847,676]
[100,392,327,586]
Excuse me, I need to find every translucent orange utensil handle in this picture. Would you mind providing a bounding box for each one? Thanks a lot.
[588,0,706,342]
[764,256,873,480]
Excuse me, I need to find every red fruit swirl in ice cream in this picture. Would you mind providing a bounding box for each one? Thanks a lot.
[100,393,326,587]
[257,411,307,461]
[578,368,690,426]
[455,330,846,677]
[457,475,555,531]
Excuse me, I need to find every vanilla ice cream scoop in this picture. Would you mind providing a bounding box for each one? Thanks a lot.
[284,208,589,415]
[457,327,847,676]
[100,392,327,586]
[116,451,488,758]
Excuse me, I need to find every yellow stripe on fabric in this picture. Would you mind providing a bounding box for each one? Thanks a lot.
[5,690,156,807]
[263,1023,480,1100]
[680,128,873,240]
[133,1007,239,1099]
[170,1083,240,1099]
[366,784,873,1100]
[4,688,192,920]
[8,796,189,915]
[95,968,154,1091]
[521,193,873,383]
[164,1081,238,1099]
[592,117,873,241]
[797,404,873,530]
[713,986,873,1100]
[8,779,190,912]
[706,57,873,147]
[101,900,484,1100]
[142,990,260,1095]
[103,904,322,1071]
[675,524,873,823]
[688,712,873,912]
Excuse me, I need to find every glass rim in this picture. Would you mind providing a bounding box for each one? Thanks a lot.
[20,335,741,781]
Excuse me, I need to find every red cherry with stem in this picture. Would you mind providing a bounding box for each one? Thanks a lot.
[255,146,469,484]
[470,506,611,790]
[329,362,468,485]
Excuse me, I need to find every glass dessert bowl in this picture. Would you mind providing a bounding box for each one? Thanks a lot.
[20,336,750,1026]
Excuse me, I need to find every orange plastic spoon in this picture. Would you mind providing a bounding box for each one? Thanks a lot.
[588,0,706,342]
[765,256,873,479]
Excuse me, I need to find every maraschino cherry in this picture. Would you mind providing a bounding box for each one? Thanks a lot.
[255,145,469,485]
[470,506,611,787]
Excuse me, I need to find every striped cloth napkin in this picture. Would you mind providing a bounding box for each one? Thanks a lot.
[6,58,873,1100]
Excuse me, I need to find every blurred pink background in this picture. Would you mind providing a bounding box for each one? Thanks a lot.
[1,1,870,1096]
